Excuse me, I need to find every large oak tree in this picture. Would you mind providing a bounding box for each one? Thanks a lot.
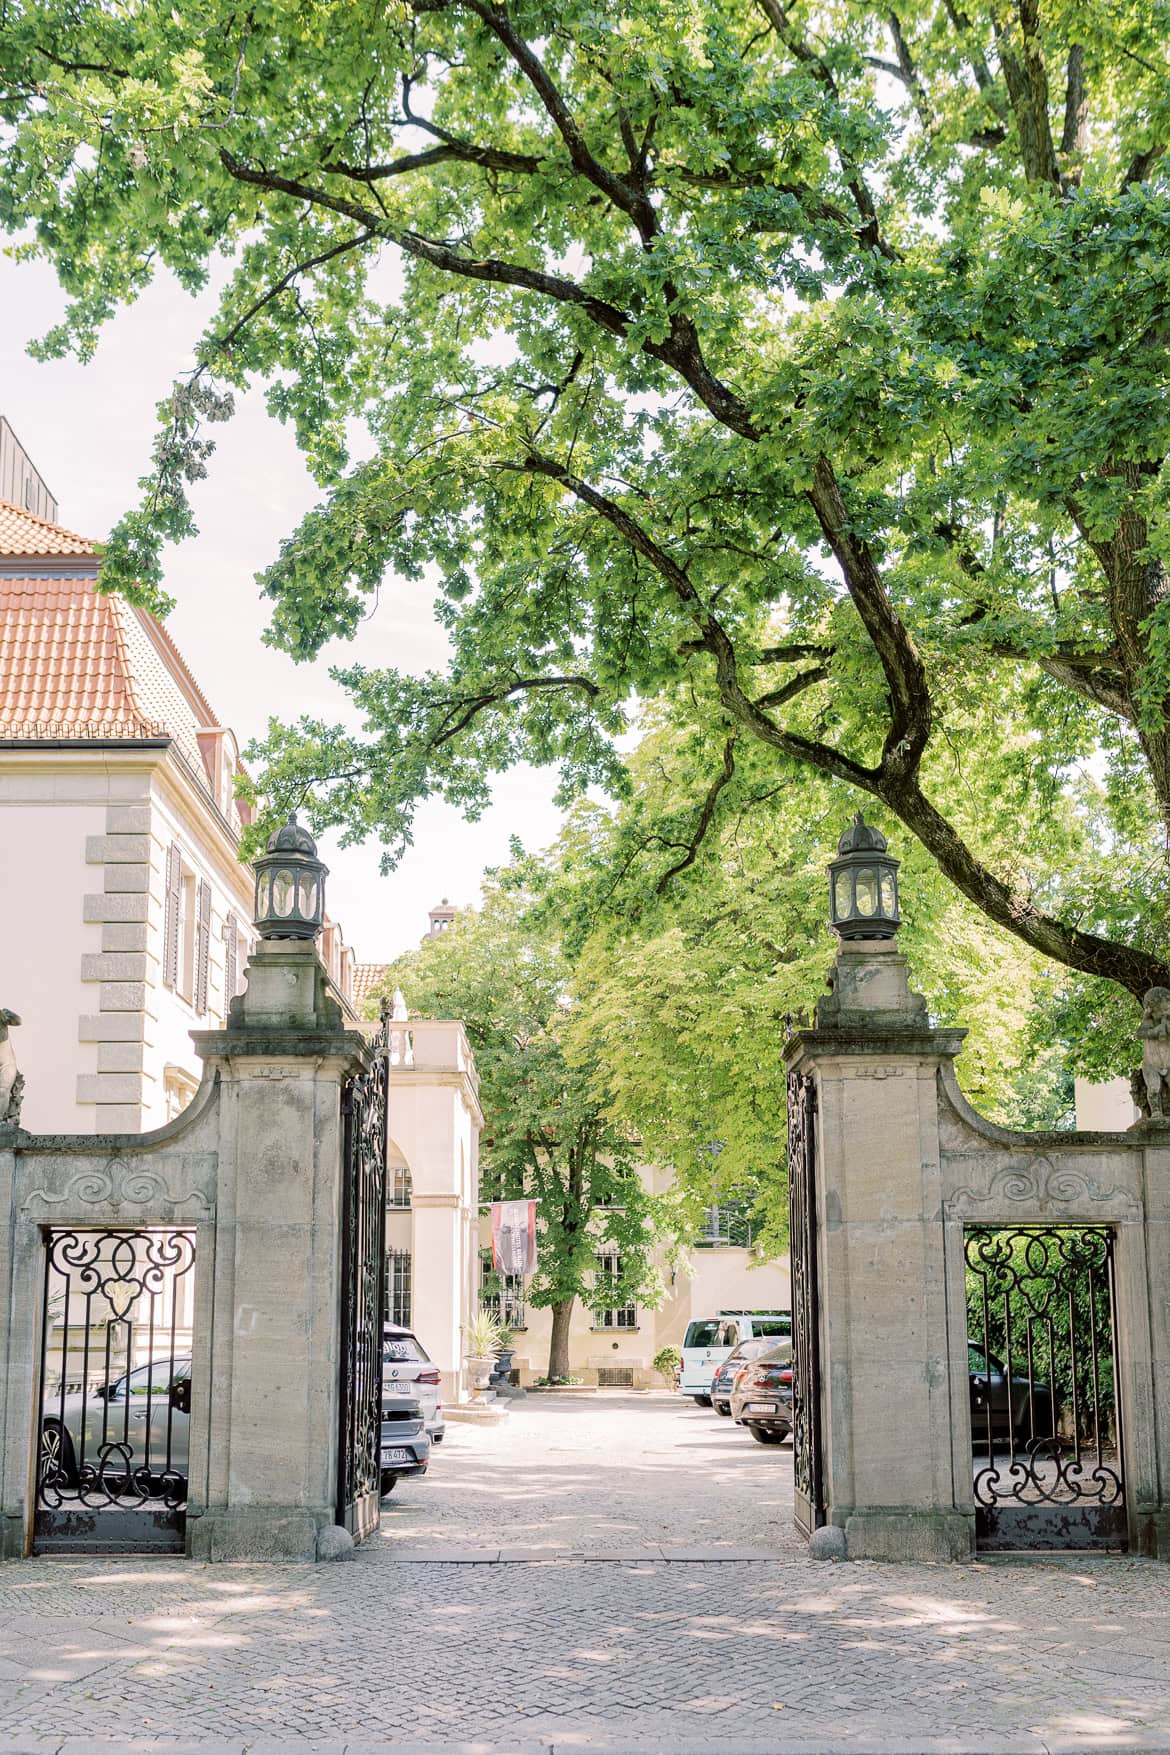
[5,0,1170,998]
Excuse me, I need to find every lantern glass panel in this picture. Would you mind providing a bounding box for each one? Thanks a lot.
[880,872,897,916]
[854,868,878,916]
[255,873,269,918]
[832,872,852,921]
[298,875,318,920]
[272,871,295,917]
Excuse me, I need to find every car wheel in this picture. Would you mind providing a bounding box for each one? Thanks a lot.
[695,1394,712,1408]
[748,1424,785,1445]
[39,1419,77,1488]
[380,1471,397,1495]
[714,1402,732,1417]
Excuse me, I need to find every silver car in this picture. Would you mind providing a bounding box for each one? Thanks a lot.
[40,1355,192,1492]
[383,1324,446,1442]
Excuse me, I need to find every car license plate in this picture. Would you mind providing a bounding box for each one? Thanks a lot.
[745,1402,775,1414]
[381,1446,410,1464]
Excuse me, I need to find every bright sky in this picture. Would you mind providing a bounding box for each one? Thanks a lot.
[0,253,566,961]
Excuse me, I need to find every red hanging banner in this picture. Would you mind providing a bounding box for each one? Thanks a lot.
[491,1200,537,1276]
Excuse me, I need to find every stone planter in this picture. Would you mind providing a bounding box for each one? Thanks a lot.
[490,1347,516,1387]
[465,1354,495,1403]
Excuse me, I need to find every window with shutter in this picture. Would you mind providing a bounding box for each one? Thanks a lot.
[194,880,211,1014]
[223,911,238,1018]
[163,844,182,990]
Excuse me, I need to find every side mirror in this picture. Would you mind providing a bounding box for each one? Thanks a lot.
[170,1379,191,1416]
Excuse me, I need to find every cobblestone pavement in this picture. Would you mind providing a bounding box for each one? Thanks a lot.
[1,1393,1169,1753]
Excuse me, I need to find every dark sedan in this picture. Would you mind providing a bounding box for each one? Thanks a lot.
[729,1342,793,1444]
[969,1342,1055,1447]
[711,1337,781,1416]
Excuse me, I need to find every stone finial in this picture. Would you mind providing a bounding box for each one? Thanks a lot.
[0,1008,24,1126]
[1140,986,1170,1119]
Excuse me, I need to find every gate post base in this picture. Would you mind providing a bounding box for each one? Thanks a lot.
[0,1510,25,1560]
[188,1505,334,1563]
[842,1509,974,1563]
[1134,1510,1170,1560]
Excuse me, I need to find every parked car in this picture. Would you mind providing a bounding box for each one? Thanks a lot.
[380,1396,431,1494]
[710,1337,782,1416]
[969,1341,1055,1446]
[730,1341,793,1444]
[679,1312,792,1406]
[383,1323,446,1442]
[39,1355,192,1493]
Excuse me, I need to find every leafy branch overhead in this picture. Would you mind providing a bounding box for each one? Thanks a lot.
[6,0,1170,994]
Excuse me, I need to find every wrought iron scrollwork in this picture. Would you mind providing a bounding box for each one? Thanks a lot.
[965,1224,1125,1550]
[35,1228,196,1550]
[787,1067,824,1534]
[337,1013,390,1534]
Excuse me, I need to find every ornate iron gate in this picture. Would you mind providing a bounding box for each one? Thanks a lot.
[34,1227,196,1554]
[787,1067,825,1537]
[337,1018,389,1540]
[965,1225,1126,1552]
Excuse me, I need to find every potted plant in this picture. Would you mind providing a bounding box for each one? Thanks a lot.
[490,1326,516,1387]
[653,1345,682,1388]
[463,1311,504,1401]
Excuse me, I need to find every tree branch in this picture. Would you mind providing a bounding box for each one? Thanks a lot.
[753,664,831,710]
[993,0,1062,190]
[655,731,737,893]
[430,673,601,746]
[806,454,931,779]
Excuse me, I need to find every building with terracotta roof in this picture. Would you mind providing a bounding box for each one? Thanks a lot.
[0,486,315,1131]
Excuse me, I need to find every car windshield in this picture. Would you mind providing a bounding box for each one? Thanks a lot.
[108,1358,191,1398]
[683,1321,720,1349]
[383,1332,429,1364]
[726,1338,772,1364]
[749,1317,792,1337]
[754,1342,793,1365]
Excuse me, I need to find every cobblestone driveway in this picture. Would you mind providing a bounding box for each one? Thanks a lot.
[1,1392,1169,1753]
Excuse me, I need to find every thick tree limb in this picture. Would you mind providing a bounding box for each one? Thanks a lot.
[806,454,931,779]
[219,152,761,440]
[993,0,1063,190]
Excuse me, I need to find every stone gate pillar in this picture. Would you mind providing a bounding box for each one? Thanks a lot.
[786,930,971,1562]
[187,936,371,1561]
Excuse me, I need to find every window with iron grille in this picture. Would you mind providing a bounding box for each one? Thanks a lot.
[592,1252,637,1329]
[385,1248,412,1328]
[388,1165,412,1208]
[479,1248,526,1329]
[695,1202,757,1249]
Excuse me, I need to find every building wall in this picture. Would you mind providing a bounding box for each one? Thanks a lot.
[0,777,107,1132]
[144,769,253,1129]
[1074,1075,1139,1132]
[0,747,254,1134]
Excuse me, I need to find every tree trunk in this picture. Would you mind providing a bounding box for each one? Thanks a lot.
[548,1299,575,1381]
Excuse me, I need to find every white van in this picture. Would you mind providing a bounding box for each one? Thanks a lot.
[679,1311,792,1406]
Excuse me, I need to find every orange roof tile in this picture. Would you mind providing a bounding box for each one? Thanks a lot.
[0,497,97,558]
[353,964,390,1009]
[0,577,164,739]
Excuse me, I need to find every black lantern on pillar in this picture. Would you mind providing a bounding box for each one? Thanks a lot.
[828,811,901,940]
[252,813,328,941]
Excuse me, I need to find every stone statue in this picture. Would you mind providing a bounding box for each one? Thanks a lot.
[1139,986,1170,1119]
[0,1009,24,1127]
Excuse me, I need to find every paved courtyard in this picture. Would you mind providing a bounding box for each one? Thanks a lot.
[1,1391,1170,1753]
